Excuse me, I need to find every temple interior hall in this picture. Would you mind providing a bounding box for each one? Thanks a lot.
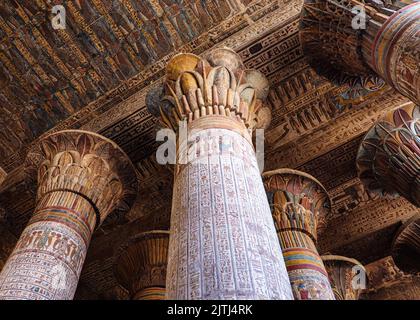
[0,0,418,300]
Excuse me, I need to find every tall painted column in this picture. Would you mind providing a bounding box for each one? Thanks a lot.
[263,169,335,300]
[321,255,366,300]
[146,48,293,300]
[356,103,419,207]
[0,130,138,300]
[114,231,169,300]
[301,0,420,105]
[391,214,420,274]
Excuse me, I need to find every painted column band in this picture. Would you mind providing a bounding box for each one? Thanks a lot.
[284,248,329,277]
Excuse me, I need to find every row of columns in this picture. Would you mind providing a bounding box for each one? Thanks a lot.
[0,0,419,296]
[301,0,420,284]
[125,0,419,300]
[112,114,418,300]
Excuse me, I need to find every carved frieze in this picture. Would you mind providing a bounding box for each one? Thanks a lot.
[362,256,420,300]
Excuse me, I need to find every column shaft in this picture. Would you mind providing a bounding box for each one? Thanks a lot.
[368,3,420,103]
[133,287,166,300]
[167,123,291,299]
[280,230,332,300]
[0,191,95,299]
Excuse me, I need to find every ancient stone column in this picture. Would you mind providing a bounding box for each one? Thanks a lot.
[356,103,419,207]
[263,168,335,300]
[301,0,420,105]
[391,214,420,274]
[114,230,169,300]
[146,48,293,300]
[0,130,138,300]
[321,255,367,300]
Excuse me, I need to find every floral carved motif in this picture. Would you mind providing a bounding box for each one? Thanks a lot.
[356,103,419,207]
[146,47,272,132]
[25,130,138,226]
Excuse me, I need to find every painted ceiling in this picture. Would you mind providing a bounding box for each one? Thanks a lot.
[0,0,253,171]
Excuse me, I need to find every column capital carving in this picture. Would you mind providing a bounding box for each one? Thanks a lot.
[24,130,138,227]
[391,214,420,274]
[301,0,419,104]
[301,0,380,84]
[321,255,366,300]
[264,169,334,300]
[263,168,331,241]
[114,230,169,299]
[356,103,419,207]
[146,47,272,133]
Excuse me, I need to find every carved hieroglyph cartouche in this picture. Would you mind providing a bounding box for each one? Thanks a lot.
[0,130,137,300]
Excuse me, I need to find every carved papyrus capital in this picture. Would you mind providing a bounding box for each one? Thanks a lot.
[263,168,331,241]
[0,168,6,187]
[24,130,138,227]
[301,0,376,84]
[146,47,272,133]
[114,230,169,299]
[322,255,367,300]
[356,103,419,207]
[391,214,420,274]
